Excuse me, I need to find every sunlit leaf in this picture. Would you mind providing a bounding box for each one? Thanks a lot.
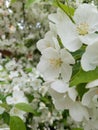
[10,116,26,130]
[72,128,83,130]
[25,0,36,8]
[70,67,98,87]
[11,0,16,3]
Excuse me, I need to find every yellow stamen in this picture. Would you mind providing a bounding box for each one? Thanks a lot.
[49,58,63,68]
[77,22,89,35]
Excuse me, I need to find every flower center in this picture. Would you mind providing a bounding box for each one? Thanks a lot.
[77,22,89,35]
[49,58,62,68]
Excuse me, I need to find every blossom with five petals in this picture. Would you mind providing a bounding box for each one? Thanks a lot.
[37,47,75,81]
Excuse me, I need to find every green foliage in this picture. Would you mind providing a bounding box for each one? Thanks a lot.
[11,0,16,3]
[72,128,83,130]
[2,112,10,125]
[15,103,41,116]
[24,68,32,73]
[70,67,98,87]
[25,0,37,8]
[0,103,10,110]
[54,0,75,22]
[10,116,26,130]
[0,93,5,101]
[76,83,88,99]
[71,46,86,60]
[25,93,34,102]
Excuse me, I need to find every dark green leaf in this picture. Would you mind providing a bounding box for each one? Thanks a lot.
[76,83,88,99]
[2,112,10,125]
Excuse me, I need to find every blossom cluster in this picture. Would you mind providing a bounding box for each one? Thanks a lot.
[0,0,67,130]
[0,0,56,67]
[37,1,98,130]
[0,54,65,130]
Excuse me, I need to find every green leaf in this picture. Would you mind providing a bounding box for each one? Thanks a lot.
[72,128,83,130]
[25,0,36,8]
[55,0,75,22]
[2,112,10,125]
[10,116,26,130]
[24,68,32,73]
[0,103,10,110]
[11,0,16,3]
[70,67,98,87]
[15,103,41,116]
[76,83,88,99]
[25,93,34,102]
[71,45,86,60]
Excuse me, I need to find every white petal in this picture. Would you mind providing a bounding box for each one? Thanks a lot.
[13,90,24,98]
[74,4,98,24]
[37,59,59,80]
[57,21,82,52]
[48,8,69,24]
[6,97,14,104]
[61,63,72,82]
[60,49,75,64]
[37,31,55,53]
[82,88,97,107]
[68,87,78,101]
[49,87,74,110]
[52,37,60,51]
[81,42,98,71]
[86,80,98,88]
[69,102,89,122]
[79,33,98,45]
[50,80,69,93]
[42,47,59,59]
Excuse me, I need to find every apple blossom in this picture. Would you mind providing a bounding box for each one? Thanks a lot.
[49,80,89,122]
[37,47,75,81]
[49,4,98,52]
[6,90,28,104]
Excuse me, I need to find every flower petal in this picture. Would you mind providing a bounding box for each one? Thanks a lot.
[81,42,98,71]
[69,102,89,122]
[61,63,72,82]
[50,80,69,93]
[57,21,82,52]
[86,80,98,88]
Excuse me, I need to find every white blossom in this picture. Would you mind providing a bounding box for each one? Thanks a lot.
[37,47,75,81]
[49,4,98,52]
[6,90,28,104]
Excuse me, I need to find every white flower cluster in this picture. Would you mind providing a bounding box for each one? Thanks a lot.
[37,2,98,130]
[0,0,56,67]
[0,53,66,129]
[0,1,65,129]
